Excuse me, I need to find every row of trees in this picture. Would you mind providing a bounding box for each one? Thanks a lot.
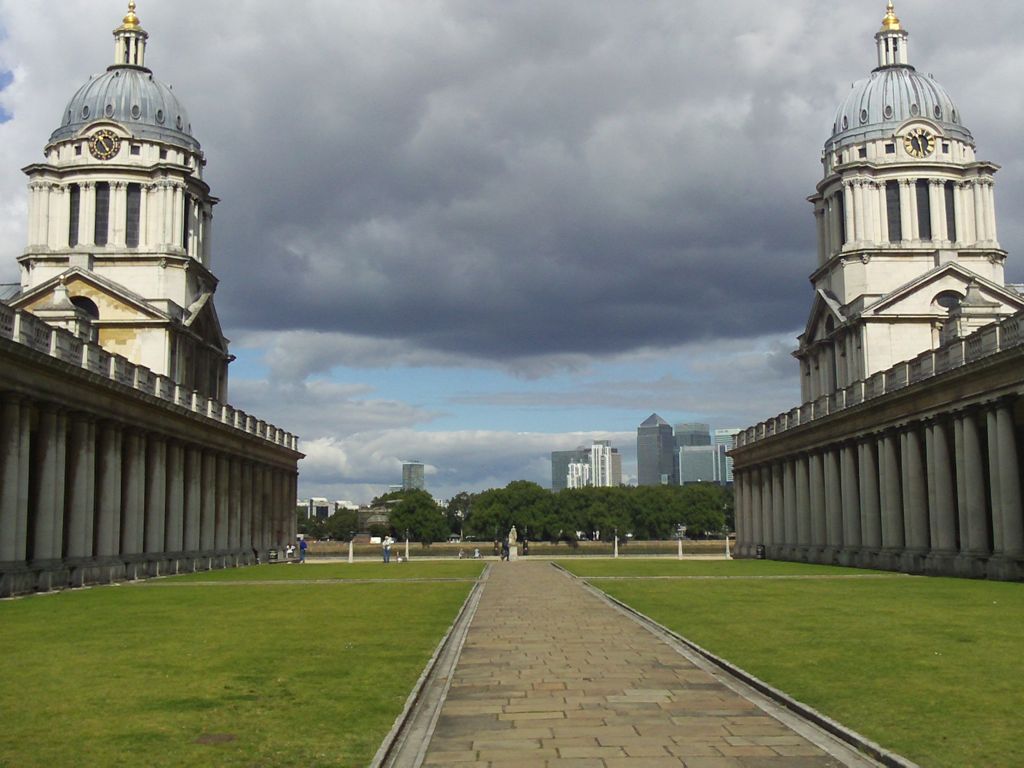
[297,482,734,544]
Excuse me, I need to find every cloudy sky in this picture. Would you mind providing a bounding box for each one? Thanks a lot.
[1,1,1022,503]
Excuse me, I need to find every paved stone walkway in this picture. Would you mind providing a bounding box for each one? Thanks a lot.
[420,561,876,768]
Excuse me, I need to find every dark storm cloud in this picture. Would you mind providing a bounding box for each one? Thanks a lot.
[2,0,1022,365]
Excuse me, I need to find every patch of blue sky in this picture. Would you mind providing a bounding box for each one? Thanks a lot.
[0,69,12,123]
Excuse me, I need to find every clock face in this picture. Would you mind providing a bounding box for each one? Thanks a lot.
[903,128,935,158]
[88,129,121,160]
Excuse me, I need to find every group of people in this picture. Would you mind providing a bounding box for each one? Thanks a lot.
[285,538,309,563]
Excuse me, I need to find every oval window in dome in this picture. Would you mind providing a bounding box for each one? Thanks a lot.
[860,109,868,124]
[910,103,920,116]
[934,105,943,120]
[842,115,848,130]
[884,105,893,119]
[156,109,165,124]
[176,115,183,130]
[81,105,90,119]
[131,105,141,119]
[104,104,114,117]
[952,109,958,123]
[66,109,72,125]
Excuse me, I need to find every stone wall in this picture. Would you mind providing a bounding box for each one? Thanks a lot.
[0,300,302,596]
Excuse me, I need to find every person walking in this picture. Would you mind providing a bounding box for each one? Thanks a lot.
[299,537,308,563]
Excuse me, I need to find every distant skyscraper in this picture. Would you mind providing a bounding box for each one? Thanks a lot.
[402,462,425,491]
[714,428,741,483]
[566,461,591,489]
[675,423,712,447]
[637,414,677,486]
[552,441,622,490]
[679,445,721,483]
[551,448,589,491]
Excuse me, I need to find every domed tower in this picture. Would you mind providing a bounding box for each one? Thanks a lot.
[796,2,1024,402]
[11,2,230,400]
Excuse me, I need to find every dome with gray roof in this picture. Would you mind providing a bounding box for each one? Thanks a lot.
[49,66,198,152]
[827,66,973,152]
[826,3,973,153]
[47,3,199,153]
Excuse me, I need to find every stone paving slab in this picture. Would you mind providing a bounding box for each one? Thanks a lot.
[420,561,880,768]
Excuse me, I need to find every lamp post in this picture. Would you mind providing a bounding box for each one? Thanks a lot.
[723,524,731,559]
[405,528,410,561]
[614,526,619,559]
[348,531,354,564]
[680,525,687,560]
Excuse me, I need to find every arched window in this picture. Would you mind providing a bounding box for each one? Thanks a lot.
[944,182,957,241]
[70,296,99,319]
[126,183,141,247]
[68,184,81,247]
[933,291,963,312]
[94,182,110,246]
[916,180,931,240]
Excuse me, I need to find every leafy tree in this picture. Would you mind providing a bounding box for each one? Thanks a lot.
[324,508,359,541]
[296,511,326,540]
[446,492,475,536]
[388,489,448,545]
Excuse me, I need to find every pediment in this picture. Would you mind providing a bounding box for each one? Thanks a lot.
[863,264,1024,318]
[801,289,847,343]
[11,268,169,323]
[184,292,229,353]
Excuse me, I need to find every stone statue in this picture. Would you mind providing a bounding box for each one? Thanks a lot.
[508,525,518,545]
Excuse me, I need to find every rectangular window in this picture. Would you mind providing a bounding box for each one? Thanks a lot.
[130,144,141,156]
[836,193,847,245]
[126,183,141,247]
[858,147,867,159]
[94,182,110,246]
[182,193,192,254]
[916,179,932,240]
[945,182,957,242]
[68,184,81,247]
[886,181,902,242]
[885,143,896,155]
[75,144,82,156]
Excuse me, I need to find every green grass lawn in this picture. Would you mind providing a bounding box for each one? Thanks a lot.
[0,563,484,768]
[559,559,1024,768]
[170,561,486,582]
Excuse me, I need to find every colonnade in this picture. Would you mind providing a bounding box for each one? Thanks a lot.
[0,391,297,596]
[27,177,211,263]
[734,397,1023,579]
[815,176,997,263]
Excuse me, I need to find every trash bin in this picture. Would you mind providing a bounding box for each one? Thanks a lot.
[267,548,279,562]
[755,544,766,559]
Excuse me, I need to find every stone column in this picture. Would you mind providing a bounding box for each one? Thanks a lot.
[972,182,987,243]
[120,429,146,556]
[0,396,28,563]
[215,454,230,552]
[200,451,217,552]
[809,452,827,556]
[760,466,774,551]
[181,445,200,551]
[251,465,264,552]
[144,435,167,554]
[95,421,123,558]
[901,427,929,555]
[880,431,904,552]
[240,462,253,555]
[795,454,811,553]
[783,459,797,554]
[929,179,945,243]
[853,180,866,243]
[986,408,1005,554]
[750,467,763,549]
[958,410,990,556]
[858,438,882,551]
[823,447,843,557]
[771,464,785,554]
[840,443,861,560]
[993,400,1023,556]
[927,419,957,555]
[166,442,186,553]
[32,405,67,563]
[228,457,242,552]
[65,413,96,560]
[899,180,914,242]
[984,181,998,242]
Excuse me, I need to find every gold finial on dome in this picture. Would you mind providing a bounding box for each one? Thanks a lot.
[121,1,140,30]
[881,1,902,32]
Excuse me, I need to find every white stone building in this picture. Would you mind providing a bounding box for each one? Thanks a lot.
[797,2,1024,402]
[6,2,229,400]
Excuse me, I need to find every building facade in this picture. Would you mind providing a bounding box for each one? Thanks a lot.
[402,462,425,491]
[552,440,621,490]
[0,3,301,596]
[731,3,1023,580]
[637,414,678,486]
